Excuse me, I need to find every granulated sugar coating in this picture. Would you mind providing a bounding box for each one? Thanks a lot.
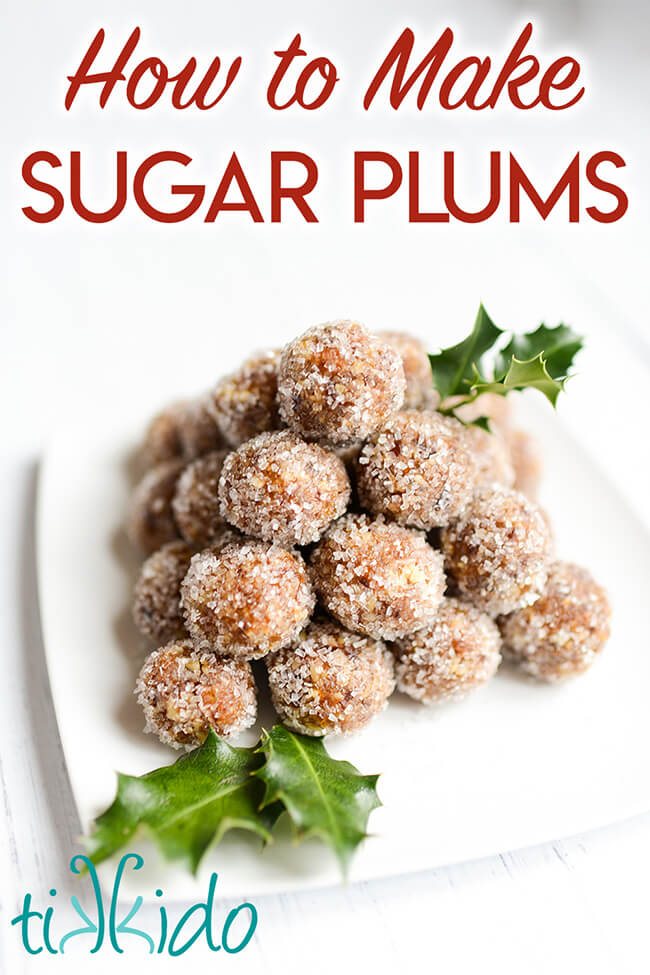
[208,349,282,447]
[141,398,222,470]
[141,403,186,469]
[177,398,224,460]
[172,450,227,547]
[123,313,610,748]
[335,441,362,471]
[506,428,543,498]
[463,425,515,489]
[499,560,611,682]
[181,539,315,659]
[310,514,445,639]
[126,458,185,554]
[133,540,195,645]
[278,321,406,446]
[379,330,434,409]
[219,431,350,546]
[266,620,395,736]
[136,640,257,747]
[356,410,475,529]
[393,598,501,703]
[441,485,552,617]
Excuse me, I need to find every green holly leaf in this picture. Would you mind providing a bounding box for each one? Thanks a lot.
[471,354,566,407]
[494,323,583,380]
[84,731,281,874]
[255,726,381,875]
[428,303,503,399]
[429,308,582,424]
[468,415,492,432]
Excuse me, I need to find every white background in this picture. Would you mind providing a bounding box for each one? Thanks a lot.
[1,0,650,972]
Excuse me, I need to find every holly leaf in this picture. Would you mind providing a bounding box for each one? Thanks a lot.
[468,415,492,432]
[84,731,282,874]
[494,323,583,380]
[83,726,383,877]
[471,354,566,407]
[430,309,582,424]
[255,725,381,875]
[428,303,503,399]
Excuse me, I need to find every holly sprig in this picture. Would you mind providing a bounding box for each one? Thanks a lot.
[429,304,583,426]
[85,727,380,877]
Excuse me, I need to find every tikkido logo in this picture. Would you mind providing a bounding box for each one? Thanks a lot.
[10,854,258,956]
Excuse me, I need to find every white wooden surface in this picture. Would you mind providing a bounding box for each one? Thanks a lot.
[2,0,650,971]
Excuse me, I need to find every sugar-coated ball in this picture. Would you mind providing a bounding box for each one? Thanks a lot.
[335,441,362,471]
[141,398,222,470]
[499,561,611,681]
[393,598,501,702]
[506,428,543,498]
[208,350,282,447]
[181,539,315,659]
[172,450,227,547]
[356,410,475,529]
[132,540,195,645]
[310,514,445,639]
[378,330,434,409]
[278,320,406,446]
[218,431,350,546]
[267,620,395,736]
[454,393,512,430]
[463,425,515,489]
[127,458,185,554]
[136,640,257,747]
[441,485,552,617]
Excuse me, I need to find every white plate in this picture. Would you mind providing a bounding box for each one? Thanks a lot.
[37,395,650,902]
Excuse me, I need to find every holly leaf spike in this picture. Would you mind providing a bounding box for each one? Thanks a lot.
[428,303,503,400]
[493,322,583,380]
[255,725,381,876]
[471,354,567,407]
[84,731,282,874]
[429,308,583,424]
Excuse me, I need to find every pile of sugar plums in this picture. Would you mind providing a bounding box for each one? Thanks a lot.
[128,320,611,749]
